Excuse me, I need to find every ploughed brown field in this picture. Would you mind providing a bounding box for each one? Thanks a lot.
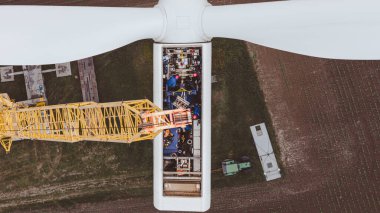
[1,0,379,213]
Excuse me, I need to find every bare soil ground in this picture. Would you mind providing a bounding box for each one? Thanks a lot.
[24,43,379,213]
[240,44,380,213]
[1,0,379,213]
[31,41,379,213]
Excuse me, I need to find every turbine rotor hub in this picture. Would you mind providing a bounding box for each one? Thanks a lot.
[155,0,211,43]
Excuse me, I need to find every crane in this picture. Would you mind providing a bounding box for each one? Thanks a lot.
[0,93,192,153]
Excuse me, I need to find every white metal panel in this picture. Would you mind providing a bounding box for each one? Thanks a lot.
[0,6,164,65]
[193,160,201,172]
[250,123,281,181]
[203,0,380,60]
[193,120,201,172]
[193,120,201,151]
[251,124,273,156]
[155,0,211,43]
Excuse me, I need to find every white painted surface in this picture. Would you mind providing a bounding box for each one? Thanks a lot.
[250,123,281,181]
[0,6,164,65]
[203,0,380,60]
[193,119,202,172]
[155,0,210,43]
[2,0,380,64]
[153,43,211,212]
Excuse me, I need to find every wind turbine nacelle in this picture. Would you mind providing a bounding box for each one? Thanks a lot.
[155,0,211,43]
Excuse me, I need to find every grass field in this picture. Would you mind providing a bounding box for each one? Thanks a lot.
[210,39,280,187]
[0,39,280,211]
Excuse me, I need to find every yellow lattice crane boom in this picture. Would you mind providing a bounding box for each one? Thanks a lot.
[0,93,191,153]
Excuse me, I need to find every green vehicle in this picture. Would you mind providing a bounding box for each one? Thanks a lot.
[222,157,252,176]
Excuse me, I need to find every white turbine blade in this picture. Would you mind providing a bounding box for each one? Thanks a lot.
[203,0,380,60]
[0,6,163,65]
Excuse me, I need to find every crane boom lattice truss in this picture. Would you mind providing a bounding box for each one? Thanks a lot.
[0,93,191,153]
